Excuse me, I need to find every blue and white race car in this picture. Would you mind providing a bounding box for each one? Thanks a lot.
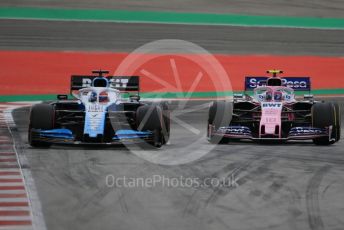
[28,70,170,147]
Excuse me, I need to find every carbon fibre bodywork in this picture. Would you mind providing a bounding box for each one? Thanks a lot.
[208,72,339,144]
[28,72,169,147]
[209,100,332,141]
[29,100,155,145]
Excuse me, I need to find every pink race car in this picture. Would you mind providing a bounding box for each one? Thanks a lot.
[207,70,341,145]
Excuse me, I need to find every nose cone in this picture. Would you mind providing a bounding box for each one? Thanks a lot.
[264,124,277,134]
[260,102,283,138]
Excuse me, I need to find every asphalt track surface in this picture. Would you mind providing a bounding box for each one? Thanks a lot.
[1,0,344,18]
[1,19,344,55]
[11,100,344,230]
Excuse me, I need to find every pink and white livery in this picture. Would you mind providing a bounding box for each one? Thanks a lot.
[207,70,341,145]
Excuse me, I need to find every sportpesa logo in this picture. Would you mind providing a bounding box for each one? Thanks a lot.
[249,78,308,89]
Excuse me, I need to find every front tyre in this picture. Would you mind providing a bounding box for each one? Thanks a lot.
[312,102,337,145]
[28,104,55,147]
[207,101,233,144]
[136,105,165,148]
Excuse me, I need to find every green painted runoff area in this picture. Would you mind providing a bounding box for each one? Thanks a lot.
[0,7,344,29]
[1,89,343,102]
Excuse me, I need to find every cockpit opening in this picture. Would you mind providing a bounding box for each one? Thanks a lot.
[93,78,109,87]
[267,77,282,86]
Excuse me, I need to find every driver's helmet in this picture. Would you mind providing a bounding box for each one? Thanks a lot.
[88,91,97,103]
[99,91,109,103]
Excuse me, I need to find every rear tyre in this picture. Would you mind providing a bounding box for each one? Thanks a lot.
[152,129,163,148]
[159,102,170,144]
[136,105,165,147]
[332,102,341,142]
[312,102,337,145]
[207,101,233,144]
[28,104,55,147]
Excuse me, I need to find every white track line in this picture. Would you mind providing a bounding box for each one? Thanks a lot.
[4,103,46,230]
[1,17,344,31]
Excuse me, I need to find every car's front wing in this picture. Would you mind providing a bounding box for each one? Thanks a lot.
[30,128,154,145]
[210,125,334,141]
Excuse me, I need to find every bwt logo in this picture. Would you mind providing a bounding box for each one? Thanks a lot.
[262,103,282,108]
[81,78,129,88]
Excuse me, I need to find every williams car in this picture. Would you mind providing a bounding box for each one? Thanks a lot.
[28,70,170,148]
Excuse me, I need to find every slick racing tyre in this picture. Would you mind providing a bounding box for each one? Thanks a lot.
[207,101,233,144]
[28,103,55,147]
[312,102,337,145]
[158,102,170,144]
[332,102,341,142]
[136,105,168,147]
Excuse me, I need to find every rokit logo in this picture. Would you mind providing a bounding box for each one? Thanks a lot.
[81,78,129,88]
[82,78,92,87]
[109,78,129,89]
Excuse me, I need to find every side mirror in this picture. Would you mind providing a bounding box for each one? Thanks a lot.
[129,95,140,102]
[304,94,314,101]
[233,93,244,102]
[57,94,68,100]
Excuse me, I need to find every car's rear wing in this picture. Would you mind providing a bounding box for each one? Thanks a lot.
[245,76,311,92]
[70,75,140,94]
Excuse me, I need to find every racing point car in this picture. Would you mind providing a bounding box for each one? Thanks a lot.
[207,70,341,145]
[28,70,170,148]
